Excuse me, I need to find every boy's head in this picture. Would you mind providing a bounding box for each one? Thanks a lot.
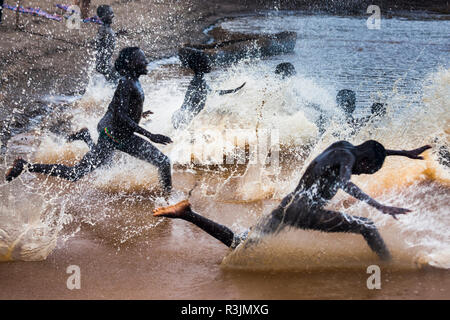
[186,49,211,74]
[371,102,386,117]
[353,140,386,174]
[275,62,296,79]
[336,89,356,116]
[115,47,148,77]
[97,5,114,25]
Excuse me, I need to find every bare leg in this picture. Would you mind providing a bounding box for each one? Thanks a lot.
[153,198,391,260]
[260,191,392,261]
[118,135,172,193]
[154,200,237,247]
[306,209,391,261]
[6,138,114,182]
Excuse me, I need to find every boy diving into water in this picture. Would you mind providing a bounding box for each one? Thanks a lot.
[6,47,173,194]
[154,140,431,260]
[171,49,246,129]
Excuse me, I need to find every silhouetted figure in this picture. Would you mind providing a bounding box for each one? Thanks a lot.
[336,89,361,132]
[95,5,120,84]
[6,47,173,194]
[311,89,358,136]
[154,141,431,261]
[171,50,245,129]
[370,102,386,118]
[334,89,388,135]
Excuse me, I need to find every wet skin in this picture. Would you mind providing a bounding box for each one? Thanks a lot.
[6,49,173,193]
[154,141,431,260]
[293,141,429,217]
[101,49,172,145]
[95,9,119,83]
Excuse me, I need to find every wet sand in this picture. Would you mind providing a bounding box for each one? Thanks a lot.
[1,213,448,299]
[0,168,448,300]
[1,233,448,300]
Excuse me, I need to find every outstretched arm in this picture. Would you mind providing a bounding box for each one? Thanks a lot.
[216,82,246,95]
[386,145,431,159]
[142,110,154,118]
[342,182,410,219]
[338,154,410,219]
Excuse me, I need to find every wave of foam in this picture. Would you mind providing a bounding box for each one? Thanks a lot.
[0,180,70,261]
[2,53,448,266]
[222,68,450,270]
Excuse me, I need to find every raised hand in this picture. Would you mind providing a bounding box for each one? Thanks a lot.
[386,145,431,160]
[142,110,154,119]
[378,205,411,220]
[150,134,173,145]
[404,145,432,159]
[235,82,246,91]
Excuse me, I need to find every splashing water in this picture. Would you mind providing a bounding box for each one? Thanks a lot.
[222,67,450,271]
[0,175,72,261]
[0,13,448,272]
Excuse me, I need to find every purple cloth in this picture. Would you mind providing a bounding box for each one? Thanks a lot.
[55,4,103,24]
[3,4,62,21]
[1,3,103,24]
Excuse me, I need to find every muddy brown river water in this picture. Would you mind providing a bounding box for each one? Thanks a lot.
[0,12,449,299]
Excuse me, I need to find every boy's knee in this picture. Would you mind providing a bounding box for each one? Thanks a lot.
[69,164,93,181]
[161,155,171,168]
[68,170,84,182]
[360,219,378,235]
[68,175,82,182]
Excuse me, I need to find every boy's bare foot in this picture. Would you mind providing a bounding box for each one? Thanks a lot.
[5,158,28,182]
[153,200,191,218]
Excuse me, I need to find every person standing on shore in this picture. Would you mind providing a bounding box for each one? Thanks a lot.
[95,5,120,84]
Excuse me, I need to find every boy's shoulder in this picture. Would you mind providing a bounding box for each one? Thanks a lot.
[98,25,115,36]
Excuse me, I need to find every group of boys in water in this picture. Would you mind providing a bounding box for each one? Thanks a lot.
[5,5,432,261]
